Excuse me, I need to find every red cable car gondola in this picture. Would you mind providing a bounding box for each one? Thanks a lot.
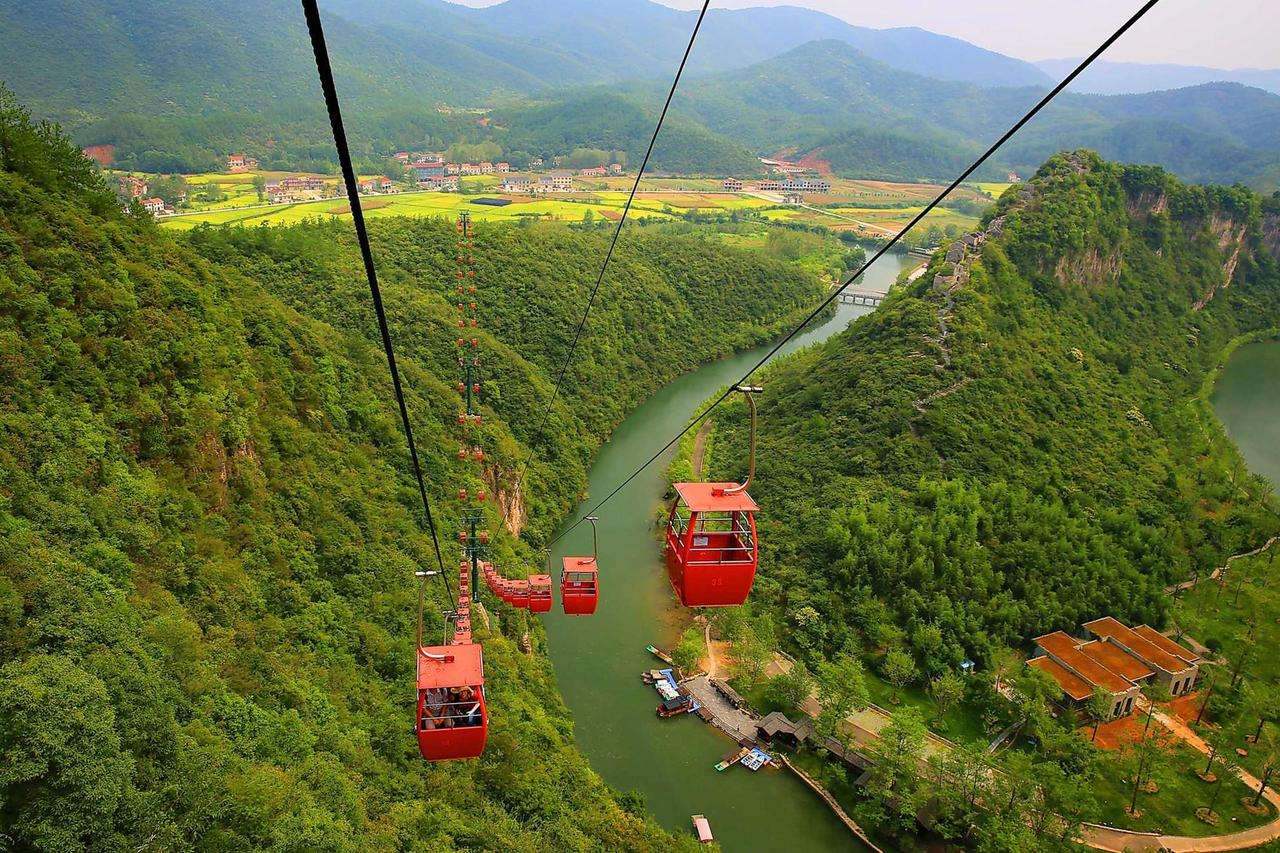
[561,556,599,615]
[415,643,487,761]
[665,386,763,607]
[508,577,530,609]
[561,515,601,615]
[528,574,553,613]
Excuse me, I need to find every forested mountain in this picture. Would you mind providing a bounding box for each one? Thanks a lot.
[0,93,824,849]
[670,41,1280,187]
[702,152,1280,669]
[5,1,1280,184]
[0,0,1046,132]
[1041,58,1280,96]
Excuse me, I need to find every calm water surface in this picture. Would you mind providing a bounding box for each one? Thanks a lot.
[542,254,912,851]
[1212,341,1280,487]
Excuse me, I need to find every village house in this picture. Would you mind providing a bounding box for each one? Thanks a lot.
[265,182,292,204]
[139,197,168,216]
[226,154,258,173]
[609,162,624,175]
[1027,617,1201,720]
[500,175,533,193]
[783,192,805,205]
[393,152,411,163]
[1083,617,1201,696]
[530,157,544,169]
[446,163,462,176]
[378,177,398,193]
[779,177,831,194]
[459,163,486,176]
[722,178,743,192]
[540,171,574,192]
[118,175,148,200]
[419,175,459,192]
[578,165,608,177]
[358,179,377,194]
[495,162,510,173]
[409,160,446,180]
[279,175,327,192]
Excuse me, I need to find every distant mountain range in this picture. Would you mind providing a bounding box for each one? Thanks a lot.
[1,0,1278,189]
[658,41,1280,186]
[1039,58,1280,96]
[0,0,1051,126]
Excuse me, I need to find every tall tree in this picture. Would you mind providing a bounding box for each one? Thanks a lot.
[815,650,870,741]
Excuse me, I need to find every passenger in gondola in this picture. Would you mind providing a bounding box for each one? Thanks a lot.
[423,687,449,730]
[455,686,482,727]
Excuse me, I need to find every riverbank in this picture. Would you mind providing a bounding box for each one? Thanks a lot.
[542,256,906,851]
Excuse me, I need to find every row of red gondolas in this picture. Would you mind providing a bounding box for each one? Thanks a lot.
[413,213,762,762]
[480,558,599,616]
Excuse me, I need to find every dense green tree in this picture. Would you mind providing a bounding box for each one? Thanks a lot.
[763,662,814,713]
[814,650,870,741]
[881,647,919,702]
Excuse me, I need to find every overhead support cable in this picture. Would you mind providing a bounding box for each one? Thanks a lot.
[301,0,455,612]
[548,0,1163,548]
[512,0,713,515]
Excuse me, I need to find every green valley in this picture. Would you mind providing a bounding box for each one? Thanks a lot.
[0,93,822,849]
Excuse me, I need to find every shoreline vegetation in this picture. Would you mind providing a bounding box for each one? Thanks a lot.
[665,153,1280,849]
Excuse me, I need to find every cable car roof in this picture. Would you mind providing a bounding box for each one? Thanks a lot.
[417,643,484,689]
[674,482,759,513]
[562,556,598,571]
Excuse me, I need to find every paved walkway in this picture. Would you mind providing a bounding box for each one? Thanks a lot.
[1079,699,1280,852]
[1165,536,1278,594]
[682,675,759,742]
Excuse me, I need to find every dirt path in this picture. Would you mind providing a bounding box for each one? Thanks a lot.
[690,419,712,479]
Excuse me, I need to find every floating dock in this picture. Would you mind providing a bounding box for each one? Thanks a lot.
[650,667,700,717]
[715,747,750,771]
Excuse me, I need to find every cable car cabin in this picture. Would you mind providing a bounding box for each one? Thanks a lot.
[561,556,599,615]
[665,482,758,607]
[528,574,553,613]
[416,643,487,761]
[508,578,530,609]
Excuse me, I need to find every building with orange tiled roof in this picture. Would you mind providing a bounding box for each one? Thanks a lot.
[1027,618,1202,720]
[1084,617,1200,696]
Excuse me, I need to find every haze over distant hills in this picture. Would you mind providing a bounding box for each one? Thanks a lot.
[1039,58,1280,96]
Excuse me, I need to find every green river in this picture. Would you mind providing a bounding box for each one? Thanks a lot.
[542,254,912,851]
[1211,340,1280,488]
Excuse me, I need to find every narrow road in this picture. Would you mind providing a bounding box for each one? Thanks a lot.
[1079,699,1280,852]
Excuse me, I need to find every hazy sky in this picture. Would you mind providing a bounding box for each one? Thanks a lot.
[449,0,1278,68]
